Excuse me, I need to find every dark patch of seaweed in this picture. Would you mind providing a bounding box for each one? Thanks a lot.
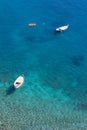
[76,103,87,111]
[71,55,84,66]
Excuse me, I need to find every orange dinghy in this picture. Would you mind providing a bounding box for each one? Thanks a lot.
[28,23,36,27]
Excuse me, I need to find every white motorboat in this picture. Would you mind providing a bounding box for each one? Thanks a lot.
[56,24,69,32]
[14,74,24,88]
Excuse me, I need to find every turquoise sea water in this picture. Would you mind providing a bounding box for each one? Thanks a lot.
[0,0,87,129]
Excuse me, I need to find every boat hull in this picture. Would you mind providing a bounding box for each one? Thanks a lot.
[56,25,69,32]
[14,75,24,88]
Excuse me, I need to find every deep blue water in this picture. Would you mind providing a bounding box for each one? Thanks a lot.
[0,0,87,129]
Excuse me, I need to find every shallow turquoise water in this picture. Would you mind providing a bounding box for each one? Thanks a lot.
[0,0,87,129]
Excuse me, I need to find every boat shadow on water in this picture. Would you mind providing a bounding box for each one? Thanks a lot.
[6,85,16,95]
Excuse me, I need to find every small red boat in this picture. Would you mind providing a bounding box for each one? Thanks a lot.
[28,23,36,27]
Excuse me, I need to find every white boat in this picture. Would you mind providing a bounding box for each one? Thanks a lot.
[56,24,69,32]
[14,74,24,88]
